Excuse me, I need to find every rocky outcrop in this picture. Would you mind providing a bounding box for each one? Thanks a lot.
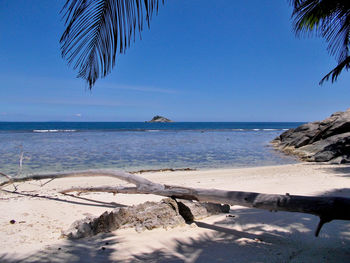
[146,115,173,123]
[63,198,229,239]
[272,108,350,164]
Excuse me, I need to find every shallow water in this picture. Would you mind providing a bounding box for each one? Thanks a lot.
[0,127,298,178]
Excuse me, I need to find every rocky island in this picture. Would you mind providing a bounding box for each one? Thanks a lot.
[146,115,173,123]
[272,108,350,164]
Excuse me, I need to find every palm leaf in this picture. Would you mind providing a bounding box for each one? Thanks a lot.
[60,0,164,89]
[290,0,350,83]
[320,55,350,84]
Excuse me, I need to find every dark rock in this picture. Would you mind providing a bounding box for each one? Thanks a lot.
[63,198,229,239]
[274,122,320,148]
[10,220,16,224]
[272,108,350,163]
[177,200,229,222]
[63,198,185,239]
[146,115,173,123]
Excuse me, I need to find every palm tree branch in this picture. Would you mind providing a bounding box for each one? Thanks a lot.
[292,0,350,59]
[60,0,164,89]
[290,0,350,83]
[320,55,350,84]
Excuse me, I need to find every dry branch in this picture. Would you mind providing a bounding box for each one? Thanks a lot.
[1,170,350,236]
[0,172,17,191]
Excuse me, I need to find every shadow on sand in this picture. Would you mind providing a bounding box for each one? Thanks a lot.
[1,189,127,209]
[1,189,350,262]
[321,165,350,178]
[0,233,119,263]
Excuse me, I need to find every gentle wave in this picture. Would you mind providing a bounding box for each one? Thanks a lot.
[232,129,277,131]
[28,128,291,133]
[33,129,77,133]
[233,128,288,131]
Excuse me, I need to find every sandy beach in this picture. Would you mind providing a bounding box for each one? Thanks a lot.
[2,0,350,262]
[1,163,350,262]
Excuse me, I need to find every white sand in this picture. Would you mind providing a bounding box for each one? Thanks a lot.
[1,163,350,262]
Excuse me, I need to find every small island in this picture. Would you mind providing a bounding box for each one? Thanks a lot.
[146,115,173,123]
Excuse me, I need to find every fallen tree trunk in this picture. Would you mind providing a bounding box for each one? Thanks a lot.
[1,170,350,236]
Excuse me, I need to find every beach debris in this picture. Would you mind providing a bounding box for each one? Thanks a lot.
[62,198,229,239]
[0,172,17,191]
[130,168,195,174]
[2,169,350,237]
[272,108,350,163]
[9,219,16,224]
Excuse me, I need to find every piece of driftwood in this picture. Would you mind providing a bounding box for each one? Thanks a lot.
[129,167,195,174]
[1,170,350,236]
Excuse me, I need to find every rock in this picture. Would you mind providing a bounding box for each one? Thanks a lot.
[329,155,350,164]
[177,200,230,222]
[62,198,184,239]
[146,115,173,123]
[273,122,320,148]
[63,198,229,239]
[272,108,350,163]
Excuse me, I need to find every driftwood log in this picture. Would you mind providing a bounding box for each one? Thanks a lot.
[1,170,350,236]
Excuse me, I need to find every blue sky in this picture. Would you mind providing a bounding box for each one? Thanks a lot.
[0,0,349,122]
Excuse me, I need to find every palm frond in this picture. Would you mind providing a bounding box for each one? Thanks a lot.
[290,0,350,83]
[320,55,350,84]
[60,0,164,89]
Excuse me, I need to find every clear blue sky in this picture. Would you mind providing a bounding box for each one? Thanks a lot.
[1,0,349,122]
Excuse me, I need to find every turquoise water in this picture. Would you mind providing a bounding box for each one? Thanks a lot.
[0,122,301,177]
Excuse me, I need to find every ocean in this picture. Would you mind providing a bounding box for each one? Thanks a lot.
[0,122,302,178]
